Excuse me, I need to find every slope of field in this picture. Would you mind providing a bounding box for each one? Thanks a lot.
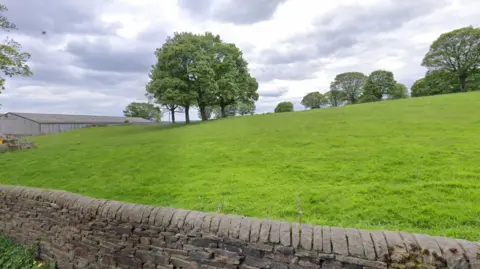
[1,92,479,241]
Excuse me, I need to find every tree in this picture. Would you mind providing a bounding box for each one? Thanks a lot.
[422,26,480,92]
[211,42,259,118]
[274,101,294,113]
[324,90,345,107]
[362,70,397,102]
[123,102,161,122]
[411,78,427,97]
[330,72,367,104]
[237,101,256,116]
[301,92,327,109]
[197,106,215,120]
[149,31,258,122]
[0,4,32,91]
[389,83,409,99]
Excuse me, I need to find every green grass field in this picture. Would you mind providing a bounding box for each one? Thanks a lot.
[1,92,479,241]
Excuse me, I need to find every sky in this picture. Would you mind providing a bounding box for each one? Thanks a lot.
[1,0,479,121]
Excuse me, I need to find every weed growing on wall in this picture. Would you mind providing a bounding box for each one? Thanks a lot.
[0,236,55,269]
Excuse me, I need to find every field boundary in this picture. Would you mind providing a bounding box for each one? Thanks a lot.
[1,185,478,269]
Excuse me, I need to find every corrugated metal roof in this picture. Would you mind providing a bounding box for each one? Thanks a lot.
[6,112,152,124]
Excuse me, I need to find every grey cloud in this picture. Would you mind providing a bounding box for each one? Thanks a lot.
[252,61,322,82]
[1,0,120,36]
[65,38,156,73]
[259,0,451,65]
[179,0,287,24]
[258,87,288,98]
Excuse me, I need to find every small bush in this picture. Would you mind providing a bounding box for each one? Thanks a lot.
[0,236,55,269]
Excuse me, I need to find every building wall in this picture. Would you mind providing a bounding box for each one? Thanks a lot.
[0,185,478,269]
[40,123,91,135]
[0,114,40,136]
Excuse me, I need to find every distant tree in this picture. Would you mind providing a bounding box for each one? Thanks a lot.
[411,78,427,97]
[301,91,327,109]
[362,70,397,102]
[0,4,33,92]
[330,72,367,104]
[324,90,345,107]
[389,83,409,99]
[237,101,256,116]
[123,102,161,122]
[422,26,480,92]
[197,106,215,120]
[274,101,294,113]
[212,104,237,118]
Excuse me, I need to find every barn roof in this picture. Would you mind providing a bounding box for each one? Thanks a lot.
[4,112,152,124]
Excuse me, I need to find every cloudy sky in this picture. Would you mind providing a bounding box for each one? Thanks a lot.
[1,0,479,121]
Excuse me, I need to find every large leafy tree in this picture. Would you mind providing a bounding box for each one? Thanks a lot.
[149,32,258,122]
[330,72,367,104]
[324,90,345,107]
[212,42,259,118]
[422,26,480,92]
[301,91,327,109]
[123,102,161,122]
[237,101,256,116]
[389,83,409,99]
[274,101,294,113]
[0,4,32,92]
[362,70,397,102]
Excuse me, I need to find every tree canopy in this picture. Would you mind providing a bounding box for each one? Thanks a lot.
[147,31,258,123]
[422,26,480,92]
[0,4,32,92]
[362,70,397,102]
[324,90,345,107]
[301,92,327,109]
[274,101,294,113]
[123,102,161,122]
[330,72,367,104]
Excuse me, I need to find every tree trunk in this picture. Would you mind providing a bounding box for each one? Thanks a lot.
[184,105,190,124]
[220,104,226,118]
[459,75,467,92]
[170,108,176,124]
[199,105,208,121]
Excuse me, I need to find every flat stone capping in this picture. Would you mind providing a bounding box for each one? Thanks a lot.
[0,184,478,269]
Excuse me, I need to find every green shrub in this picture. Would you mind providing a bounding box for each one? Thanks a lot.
[0,236,55,269]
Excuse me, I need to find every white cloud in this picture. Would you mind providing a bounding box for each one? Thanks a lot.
[0,0,479,120]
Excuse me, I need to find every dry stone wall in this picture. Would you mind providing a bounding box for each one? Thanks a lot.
[0,185,478,269]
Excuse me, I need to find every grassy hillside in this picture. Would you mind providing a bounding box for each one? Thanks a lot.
[1,92,479,241]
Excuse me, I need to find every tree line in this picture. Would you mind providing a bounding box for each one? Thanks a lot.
[285,26,480,112]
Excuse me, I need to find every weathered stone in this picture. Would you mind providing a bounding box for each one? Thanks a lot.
[435,237,468,269]
[249,218,262,243]
[383,231,407,263]
[358,230,376,261]
[239,217,252,241]
[398,231,418,253]
[171,257,197,269]
[259,219,271,243]
[292,222,301,248]
[301,224,313,250]
[209,214,222,234]
[346,228,364,258]
[270,220,281,244]
[322,226,332,253]
[202,214,213,233]
[331,227,348,255]
[229,216,242,239]
[336,255,387,269]
[313,225,323,251]
[322,260,344,269]
[370,231,389,262]
[218,214,233,238]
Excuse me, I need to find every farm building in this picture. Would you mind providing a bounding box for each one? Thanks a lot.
[0,112,153,136]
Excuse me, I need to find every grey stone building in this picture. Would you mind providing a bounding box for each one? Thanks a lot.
[0,112,153,136]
